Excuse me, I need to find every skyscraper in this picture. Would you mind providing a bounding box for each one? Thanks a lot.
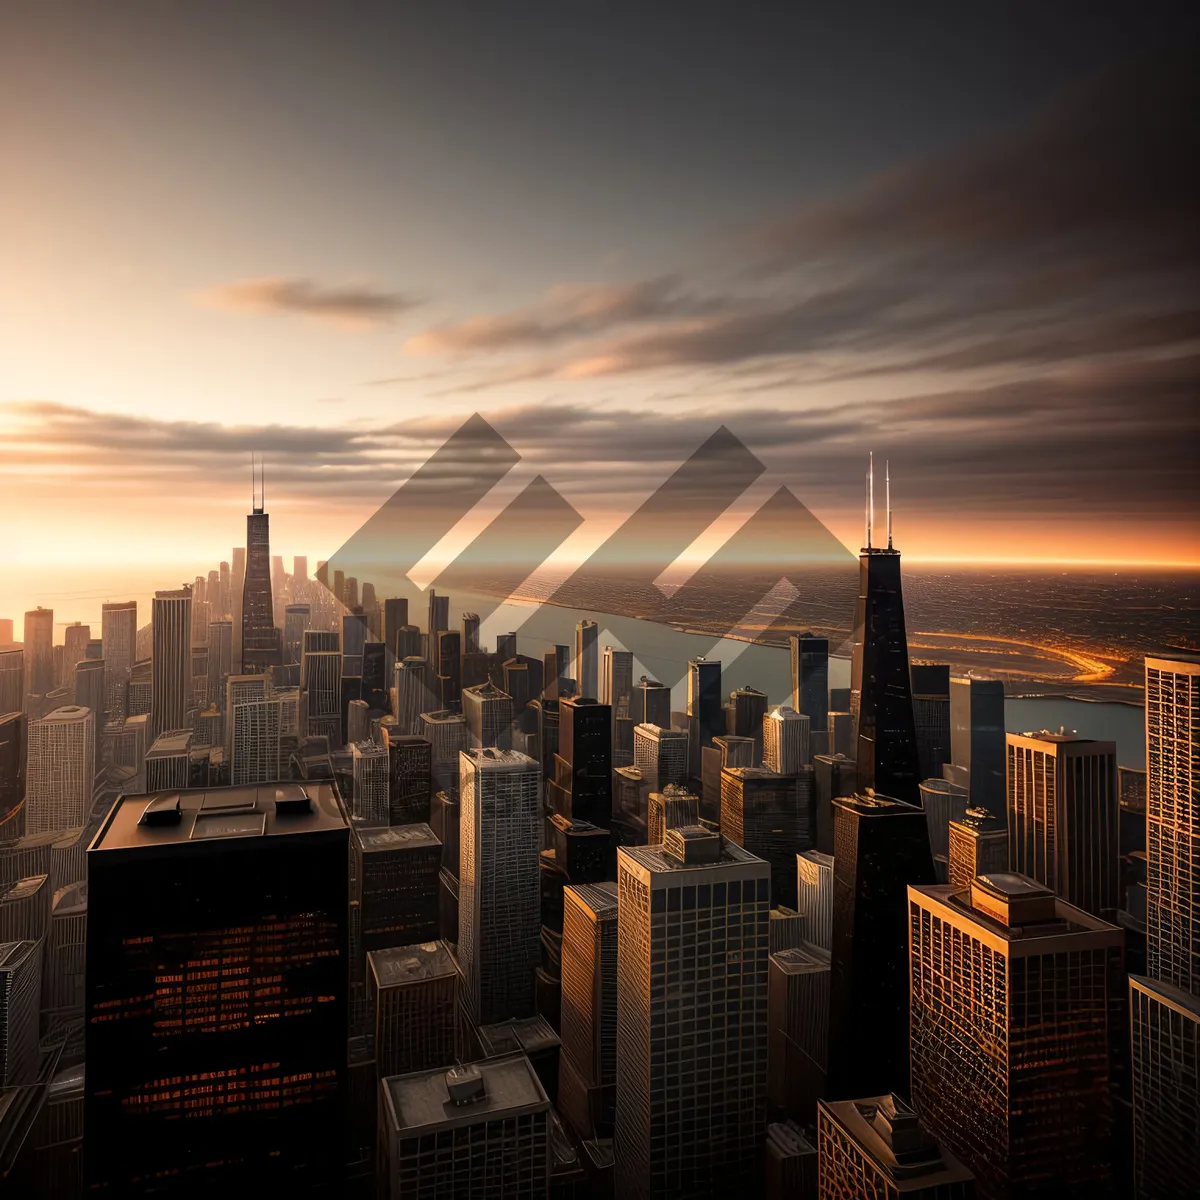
[797,848,834,952]
[848,459,921,805]
[150,587,191,741]
[551,696,612,827]
[817,1094,975,1200]
[727,685,769,762]
[463,680,515,751]
[283,603,311,665]
[300,639,342,743]
[944,676,1006,809]
[72,658,105,776]
[0,938,41,1087]
[395,656,434,735]
[1144,654,1200,993]
[386,733,433,825]
[909,874,1121,1199]
[633,723,689,794]
[458,748,542,1026]
[368,940,457,1079]
[827,790,935,1100]
[721,766,808,908]
[763,705,810,774]
[0,649,23,716]
[229,696,282,785]
[1006,731,1118,916]
[600,646,635,766]
[352,739,390,825]
[1129,974,1200,1199]
[631,676,671,729]
[26,706,94,835]
[240,460,282,675]
[84,781,348,1192]
[572,618,598,700]
[205,619,233,710]
[420,709,468,795]
[919,777,970,883]
[614,836,770,1199]
[0,712,26,838]
[23,608,54,709]
[789,632,829,755]
[686,657,722,780]
[383,597,409,659]
[911,662,952,783]
[947,807,1008,892]
[145,729,193,792]
[378,1055,551,1199]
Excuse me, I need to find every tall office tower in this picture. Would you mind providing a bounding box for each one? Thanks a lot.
[23,608,54,705]
[797,849,834,951]
[61,622,90,684]
[368,940,457,1079]
[492,632,516,663]
[383,597,409,658]
[291,554,307,587]
[26,707,93,835]
[361,640,389,708]
[332,567,346,606]
[944,676,1005,808]
[789,632,830,752]
[947,807,1007,891]
[727,686,769,760]
[458,748,542,1026]
[85,781,348,1192]
[535,698,560,781]
[646,783,700,846]
[552,697,612,826]
[346,697,371,746]
[0,938,41,1089]
[920,778,970,883]
[1129,975,1200,1199]
[503,659,531,713]
[149,587,191,741]
[231,544,246,649]
[240,465,282,675]
[1145,654,1200,993]
[342,611,369,677]
[541,644,570,701]
[193,707,223,750]
[300,645,342,742]
[721,767,808,908]
[0,874,50,946]
[909,875,1122,1199]
[204,619,233,710]
[817,1094,975,1200]
[459,611,481,657]
[223,673,268,748]
[813,753,858,855]
[230,697,282,785]
[633,723,689,794]
[282,603,310,665]
[218,559,231,616]
[614,836,770,1200]
[270,553,286,621]
[463,680,515,751]
[686,657,723,779]
[828,791,935,1100]
[828,710,855,758]
[145,730,193,791]
[848,463,921,806]
[0,713,25,839]
[574,619,598,699]
[766,1121,818,1199]
[0,649,23,716]
[395,656,433,734]
[86,636,103,658]
[434,630,461,711]
[420,709,468,795]
[379,1055,551,1199]
[104,713,149,791]
[911,663,952,783]
[275,684,300,739]
[632,676,672,729]
[352,824,441,965]
[352,740,390,825]
[426,589,449,657]
[600,646,635,765]
[558,881,618,1141]
[386,734,433,825]
[1006,731,1119,916]
[345,577,360,612]
[72,659,105,774]
[768,940,830,1121]
[701,733,757,823]
[763,705,810,774]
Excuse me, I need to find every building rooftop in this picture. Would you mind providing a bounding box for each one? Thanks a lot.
[834,790,923,815]
[88,781,347,856]
[820,1095,974,1191]
[771,943,831,973]
[798,848,834,869]
[382,1051,549,1136]
[0,939,38,970]
[564,881,618,920]
[355,822,440,853]
[0,875,48,904]
[369,940,457,989]
[52,881,87,915]
[950,806,1005,834]
[460,747,537,771]
[146,729,193,756]
[619,838,765,878]
[37,705,91,724]
[477,1014,561,1058]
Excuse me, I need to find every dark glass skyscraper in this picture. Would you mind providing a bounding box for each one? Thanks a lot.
[240,461,282,675]
[849,459,921,806]
[789,633,829,750]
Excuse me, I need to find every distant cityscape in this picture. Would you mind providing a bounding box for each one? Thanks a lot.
[0,457,1196,1199]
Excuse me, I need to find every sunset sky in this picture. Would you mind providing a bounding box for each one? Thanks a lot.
[2,1,1198,628]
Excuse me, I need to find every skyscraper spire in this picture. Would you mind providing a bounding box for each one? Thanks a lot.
[886,459,892,549]
[867,452,874,549]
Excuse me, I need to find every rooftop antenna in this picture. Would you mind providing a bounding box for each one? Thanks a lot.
[867,451,874,549]
[886,459,892,549]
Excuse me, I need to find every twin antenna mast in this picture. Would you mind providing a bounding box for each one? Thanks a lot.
[864,452,893,550]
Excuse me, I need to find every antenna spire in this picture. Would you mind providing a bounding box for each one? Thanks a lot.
[886,459,892,549]
[867,451,874,549]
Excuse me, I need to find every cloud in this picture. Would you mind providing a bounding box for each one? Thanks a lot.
[195,276,421,328]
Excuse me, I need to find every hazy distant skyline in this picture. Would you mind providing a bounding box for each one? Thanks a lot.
[2,1,1198,575]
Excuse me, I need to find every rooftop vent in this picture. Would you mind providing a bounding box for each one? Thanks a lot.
[445,1063,486,1106]
[664,824,721,864]
[139,794,182,827]
[273,785,311,816]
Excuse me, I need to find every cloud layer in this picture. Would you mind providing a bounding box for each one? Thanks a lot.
[196,276,420,327]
